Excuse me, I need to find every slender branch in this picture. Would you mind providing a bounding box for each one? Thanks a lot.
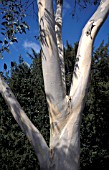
[70,0,109,110]
[55,0,66,93]
[0,74,49,166]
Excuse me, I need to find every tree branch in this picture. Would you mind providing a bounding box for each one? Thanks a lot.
[70,0,109,111]
[0,74,49,167]
[37,0,67,140]
[55,0,66,93]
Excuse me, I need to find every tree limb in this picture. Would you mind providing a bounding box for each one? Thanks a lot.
[37,0,68,140]
[0,74,49,167]
[70,0,109,111]
[55,0,66,93]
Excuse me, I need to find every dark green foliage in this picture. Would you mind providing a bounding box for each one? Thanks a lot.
[80,41,109,169]
[10,52,50,143]
[0,52,49,170]
[0,41,109,169]
[64,41,79,94]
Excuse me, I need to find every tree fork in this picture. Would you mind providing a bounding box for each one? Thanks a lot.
[0,0,109,170]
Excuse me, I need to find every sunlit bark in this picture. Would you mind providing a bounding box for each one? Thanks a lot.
[70,0,109,113]
[0,0,109,169]
[55,0,66,92]
[37,0,68,148]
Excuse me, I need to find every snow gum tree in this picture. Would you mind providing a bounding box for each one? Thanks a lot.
[0,0,109,169]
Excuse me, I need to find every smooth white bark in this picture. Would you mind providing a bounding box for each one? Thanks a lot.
[70,0,109,110]
[55,1,66,93]
[37,0,68,144]
[37,0,65,103]
[38,0,109,169]
[0,0,109,170]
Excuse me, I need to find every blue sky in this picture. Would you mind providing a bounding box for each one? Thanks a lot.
[0,0,109,72]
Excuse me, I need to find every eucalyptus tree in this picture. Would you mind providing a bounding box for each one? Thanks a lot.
[0,0,109,170]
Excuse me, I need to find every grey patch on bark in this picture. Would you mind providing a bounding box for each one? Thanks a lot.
[74,54,81,78]
[86,19,96,39]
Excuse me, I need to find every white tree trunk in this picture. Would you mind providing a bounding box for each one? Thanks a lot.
[38,0,109,169]
[0,0,109,170]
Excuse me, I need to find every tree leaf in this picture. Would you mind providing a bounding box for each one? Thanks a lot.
[11,38,18,43]
[4,40,8,44]
[4,47,10,53]
[4,63,7,70]
[1,32,5,35]
[1,21,8,26]
[22,22,29,29]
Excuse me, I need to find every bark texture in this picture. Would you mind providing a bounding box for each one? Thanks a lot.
[55,0,66,92]
[0,0,109,170]
[37,0,68,147]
